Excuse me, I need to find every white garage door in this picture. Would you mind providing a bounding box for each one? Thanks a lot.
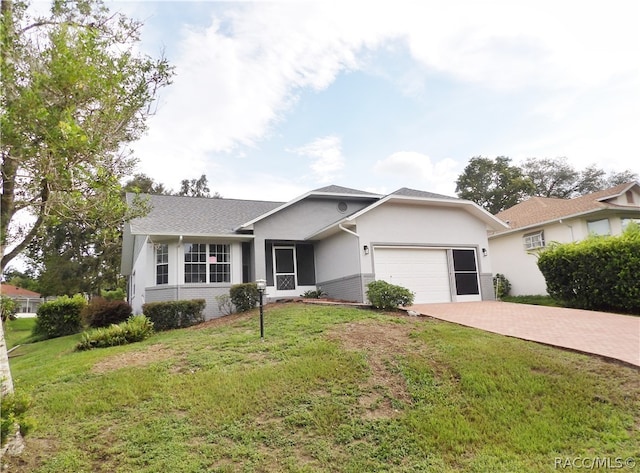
[373,247,452,303]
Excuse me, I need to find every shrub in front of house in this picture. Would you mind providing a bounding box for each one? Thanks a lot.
[1,389,34,447]
[493,273,511,299]
[537,223,640,314]
[76,315,154,351]
[215,293,235,316]
[142,299,206,331]
[33,294,86,339]
[82,297,133,328]
[301,288,327,299]
[366,280,415,310]
[229,283,259,312]
[100,288,126,301]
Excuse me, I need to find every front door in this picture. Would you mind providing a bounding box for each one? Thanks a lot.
[274,246,297,293]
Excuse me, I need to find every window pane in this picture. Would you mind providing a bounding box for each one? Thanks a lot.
[587,219,610,236]
[455,273,479,295]
[156,265,168,285]
[156,244,169,285]
[453,249,477,272]
[209,244,230,283]
[275,248,295,273]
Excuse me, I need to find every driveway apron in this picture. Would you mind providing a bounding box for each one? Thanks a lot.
[410,301,640,367]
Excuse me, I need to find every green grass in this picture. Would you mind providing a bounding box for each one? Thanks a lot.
[4,317,38,348]
[501,295,563,307]
[4,304,639,472]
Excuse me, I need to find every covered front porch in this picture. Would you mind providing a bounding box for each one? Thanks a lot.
[263,241,317,298]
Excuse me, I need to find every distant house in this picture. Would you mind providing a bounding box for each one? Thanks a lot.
[0,283,43,315]
[488,182,640,296]
[121,185,507,319]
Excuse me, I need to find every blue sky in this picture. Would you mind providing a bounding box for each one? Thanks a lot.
[100,0,639,201]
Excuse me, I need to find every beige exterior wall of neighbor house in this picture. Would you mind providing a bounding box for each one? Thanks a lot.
[488,222,571,296]
[489,214,638,296]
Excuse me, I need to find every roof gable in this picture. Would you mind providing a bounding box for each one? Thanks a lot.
[236,185,382,230]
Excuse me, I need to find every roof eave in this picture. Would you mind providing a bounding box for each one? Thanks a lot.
[489,206,640,238]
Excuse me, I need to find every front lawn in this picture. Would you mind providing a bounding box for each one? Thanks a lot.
[4,304,639,472]
[4,317,38,349]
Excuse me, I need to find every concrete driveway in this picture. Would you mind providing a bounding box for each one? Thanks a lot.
[410,301,640,367]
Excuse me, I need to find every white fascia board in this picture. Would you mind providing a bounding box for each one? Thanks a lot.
[129,231,254,241]
[595,182,639,202]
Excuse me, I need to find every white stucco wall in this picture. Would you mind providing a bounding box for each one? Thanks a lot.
[489,214,638,296]
[315,229,361,283]
[355,203,493,276]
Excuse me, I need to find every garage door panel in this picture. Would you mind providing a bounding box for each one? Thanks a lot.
[374,248,451,303]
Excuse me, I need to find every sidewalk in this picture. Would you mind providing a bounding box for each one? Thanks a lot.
[410,301,640,367]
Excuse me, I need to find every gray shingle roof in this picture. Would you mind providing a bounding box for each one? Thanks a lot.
[391,187,458,200]
[311,185,380,196]
[128,194,283,236]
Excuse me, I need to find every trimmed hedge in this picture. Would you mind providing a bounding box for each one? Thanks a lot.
[83,297,133,328]
[76,315,154,351]
[33,294,86,339]
[366,280,415,310]
[537,224,640,314]
[142,299,206,331]
[230,283,259,312]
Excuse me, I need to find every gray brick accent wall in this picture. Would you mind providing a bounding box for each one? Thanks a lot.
[145,285,233,320]
[318,273,374,303]
[479,273,496,301]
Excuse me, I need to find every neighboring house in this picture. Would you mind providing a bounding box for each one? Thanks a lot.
[489,181,640,296]
[0,283,43,315]
[121,185,508,319]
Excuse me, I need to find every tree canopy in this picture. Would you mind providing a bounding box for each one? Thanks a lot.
[456,156,638,213]
[0,0,173,274]
[455,156,535,214]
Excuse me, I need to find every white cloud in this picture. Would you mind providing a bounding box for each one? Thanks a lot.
[123,1,638,191]
[373,151,461,196]
[290,135,345,184]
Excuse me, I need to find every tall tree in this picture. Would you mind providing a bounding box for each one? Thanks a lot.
[123,173,170,195]
[521,157,638,198]
[0,0,173,274]
[455,156,535,214]
[178,174,221,198]
[0,0,172,414]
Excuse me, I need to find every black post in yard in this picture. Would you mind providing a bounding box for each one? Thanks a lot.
[259,290,264,341]
[256,279,266,341]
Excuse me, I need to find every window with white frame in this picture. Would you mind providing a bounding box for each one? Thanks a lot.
[209,244,231,283]
[622,218,640,230]
[523,230,545,250]
[587,218,610,236]
[184,243,207,283]
[156,244,169,285]
[184,243,231,283]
